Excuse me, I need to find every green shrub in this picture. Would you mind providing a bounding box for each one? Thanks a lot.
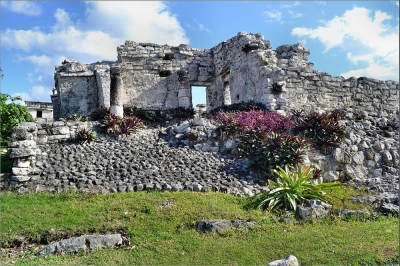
[167,107,195,120]
[101,114,123,135]
[123,107,164,124]
[249,133,310,178]
[100,114,145,136]
[255,165,340,212]
[76,128,97,144]
[290,109,345,153]
[0,93,34,146]
[208,100,268,116]
[90,107,110,121]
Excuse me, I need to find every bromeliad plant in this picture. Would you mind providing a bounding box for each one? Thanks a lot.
[208,100,268,116]
[290,109,345,154]
[249,133,310,178]
[255,165,340,212]
[76,128,97,144]
[90,107,110,121]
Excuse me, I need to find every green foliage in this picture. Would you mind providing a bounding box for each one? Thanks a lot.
[76,128,97,144]
[249,133,310,178]
[0,93,34,146]
[101,114,123,135]
[90,107,110,121]
[123,107,165,124]
[208,100,267,116]
[167,106,195,120]
[100,114,145,136]
[60,114,88,122]
[290,109,345,153]
[255,165,341,212]
[0,191,397,265]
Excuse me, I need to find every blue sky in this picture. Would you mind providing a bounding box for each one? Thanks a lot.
[1,1,399,106]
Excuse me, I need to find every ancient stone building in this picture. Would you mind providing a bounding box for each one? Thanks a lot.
[52,32,399,120]
[25,101,53,123]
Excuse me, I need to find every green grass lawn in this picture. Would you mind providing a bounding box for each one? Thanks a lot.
[0,188,398,265]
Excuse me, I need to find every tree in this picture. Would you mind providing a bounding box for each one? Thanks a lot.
[0,92,35,146]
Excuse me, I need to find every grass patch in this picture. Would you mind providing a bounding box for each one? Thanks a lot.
[0,190,398,265]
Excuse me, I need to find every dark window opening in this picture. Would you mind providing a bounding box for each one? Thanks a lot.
[37,110,43,118]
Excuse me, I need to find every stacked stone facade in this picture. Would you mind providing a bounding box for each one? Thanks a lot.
[52,32,399,121]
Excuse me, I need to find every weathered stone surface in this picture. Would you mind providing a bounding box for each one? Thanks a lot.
[267,255,299,266]
[11,175,31,182]
[36,234,123,256]
[197,219,258,233]
[337,208,370,217]
[8,148,37,158]
[298,199,332,220]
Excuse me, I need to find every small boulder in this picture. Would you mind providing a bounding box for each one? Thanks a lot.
[267,255,299,266]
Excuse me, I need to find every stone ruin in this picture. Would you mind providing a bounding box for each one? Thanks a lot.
[51,31,399,120]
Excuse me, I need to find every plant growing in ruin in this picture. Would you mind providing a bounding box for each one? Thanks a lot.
[124,107,164,124]
[101,114,145,136]
[119,116,146,136]
[167,107,195,121]
[101,114,123,135]
[254,165,340,212]
[249,133,310,179]
[208,100,267,116]
[76,128,97,144]
[90,107,110,121]
[290,109,345,154]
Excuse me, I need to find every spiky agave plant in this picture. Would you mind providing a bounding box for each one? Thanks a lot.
[256,165,340,212]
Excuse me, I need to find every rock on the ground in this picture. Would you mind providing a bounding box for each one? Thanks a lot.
[196,219,258,233]
[267,255,299,266]
[297,199,332,220]
[36,234,123,256]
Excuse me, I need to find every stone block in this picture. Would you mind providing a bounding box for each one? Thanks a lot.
[323,171,339,182]
[14,158,31,168]
[8,140,36,148]
[11,175,31,182]
[298,199,332,220]
[8,148,37,158]
[36,135,48,145]
[12,167,30,176]
[352,151,365,165]
[53,126,70,135]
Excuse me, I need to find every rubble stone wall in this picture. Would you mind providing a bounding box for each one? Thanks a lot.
[53,32,398,121]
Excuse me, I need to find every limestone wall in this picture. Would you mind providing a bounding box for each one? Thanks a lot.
[52,32,399,121]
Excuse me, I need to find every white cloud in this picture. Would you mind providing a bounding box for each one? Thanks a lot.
[12,86,52,103]
[81,2,189,46]
[193,19,211,33]
[391,1,399,7]
[281,2,300,8]
[264,10,282,23]
[316,1,326,5]
[291,7,399,81]
[2,2,188,63]
[1,1,41,16]
[288,10,302,18]
[2,2,189,102]
[340,63,399,81]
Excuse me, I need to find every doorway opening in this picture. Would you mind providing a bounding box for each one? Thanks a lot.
[191,86,207,116]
